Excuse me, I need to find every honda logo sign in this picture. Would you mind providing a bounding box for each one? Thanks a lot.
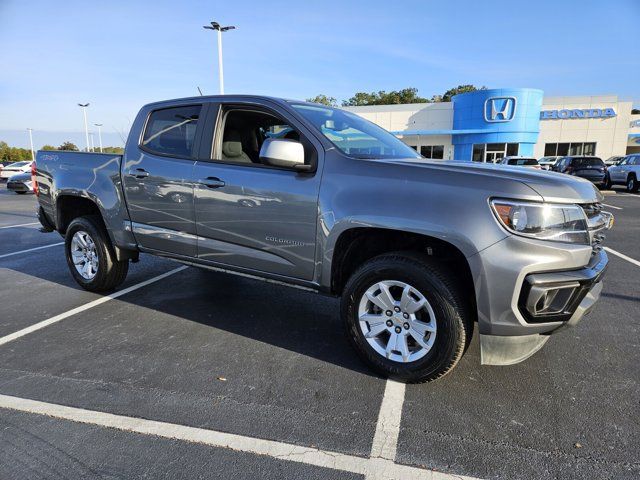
[484,97,517,123]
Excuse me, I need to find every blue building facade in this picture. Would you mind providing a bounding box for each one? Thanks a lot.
[451,88,544,161]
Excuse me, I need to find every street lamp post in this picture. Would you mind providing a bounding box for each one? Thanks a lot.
[78,103,90,152]
[94,123,104,152]
[89,132,95,152]
[203,21,236,94]
[27,128,35,161]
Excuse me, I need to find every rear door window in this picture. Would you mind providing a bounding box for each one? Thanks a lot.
[571,157,604,168]
[141,105,202,158]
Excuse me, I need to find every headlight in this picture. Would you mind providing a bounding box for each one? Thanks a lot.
[490,199,589,244]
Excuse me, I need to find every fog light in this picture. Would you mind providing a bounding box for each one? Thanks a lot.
[526,283,580,317]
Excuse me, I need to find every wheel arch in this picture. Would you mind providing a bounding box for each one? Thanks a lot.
[327,227,477,320]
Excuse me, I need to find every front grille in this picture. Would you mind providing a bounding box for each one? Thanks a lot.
[581,203,612,253]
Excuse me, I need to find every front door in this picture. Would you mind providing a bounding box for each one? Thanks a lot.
[122,103,203,257]
[192,103,322,280]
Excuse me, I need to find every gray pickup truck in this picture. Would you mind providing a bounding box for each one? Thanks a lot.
[35,95,613,382]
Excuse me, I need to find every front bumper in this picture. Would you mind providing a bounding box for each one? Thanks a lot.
[479,250,607,365]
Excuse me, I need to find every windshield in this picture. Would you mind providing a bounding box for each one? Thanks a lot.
[539,157,557,163]
[8,162,29,167]
[291,103,420,159]
[571,157,604,167]
[508,158,538,166]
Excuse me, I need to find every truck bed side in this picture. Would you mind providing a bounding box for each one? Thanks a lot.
[35,150,138,257]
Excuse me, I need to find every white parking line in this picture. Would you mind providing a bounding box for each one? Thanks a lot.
[601,203,622,210]
[0,222,39,229]
[370,380,406,461]
[0,393,479,480]
[0,242,65,259]
[604,247,640,268]
[0,266,187,347]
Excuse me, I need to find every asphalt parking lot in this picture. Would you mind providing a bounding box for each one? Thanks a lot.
[0,185,638,480]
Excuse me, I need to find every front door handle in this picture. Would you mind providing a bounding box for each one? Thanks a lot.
[127,168,150,178]
[198,177,225,188]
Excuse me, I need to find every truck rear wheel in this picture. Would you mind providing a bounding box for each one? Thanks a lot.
[341,253,472,383]
[65,215,129,292]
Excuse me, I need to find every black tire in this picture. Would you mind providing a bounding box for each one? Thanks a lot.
[627,175,639,193]
[15,191,27,195]
[603,174,612,190]
[341,253,473,383]
[65,215,129,292]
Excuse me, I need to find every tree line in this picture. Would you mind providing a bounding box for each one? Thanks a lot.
[307,85,486,107]
[0,141,124,162]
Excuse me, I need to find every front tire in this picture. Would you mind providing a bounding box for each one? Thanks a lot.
[627,175,639,193]
[65,215,129,292]
[341,253,473,383]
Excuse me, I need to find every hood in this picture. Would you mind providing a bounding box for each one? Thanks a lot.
[389,159,602,204]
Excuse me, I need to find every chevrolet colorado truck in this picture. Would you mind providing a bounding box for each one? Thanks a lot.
[34,95,613,382]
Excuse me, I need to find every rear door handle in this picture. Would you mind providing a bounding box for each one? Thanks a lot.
[198,177,225,188]
[127,168,149,178]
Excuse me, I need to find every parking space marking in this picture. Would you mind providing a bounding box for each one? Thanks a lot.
[0,242,65,259]
[604,247,640,268]
[0,222,39,229]
[370,380,406,462]
[0,393,478,480]
[601,203,622,210]
[0,265,187,347]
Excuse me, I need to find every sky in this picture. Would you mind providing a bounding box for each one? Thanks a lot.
[1,0,638,149]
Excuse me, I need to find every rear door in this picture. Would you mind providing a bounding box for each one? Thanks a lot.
[122,103,205,256]
[191,101,322,280]
[610,156,628,182]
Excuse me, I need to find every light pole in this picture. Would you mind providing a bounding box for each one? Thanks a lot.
[94,123,104,152]
[89,132,95,152]
[78,103,90,152]
[27,128,35,161]
[203,21,236,94]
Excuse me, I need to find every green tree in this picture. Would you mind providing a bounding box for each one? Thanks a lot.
[41,144,58,151]
[58,141,79,151]
[438,84,487,102]
[342,87,429,106]
[306,94,337,107]
[632,108,640,114]
[101,146,124,154]
[0,141,10,161]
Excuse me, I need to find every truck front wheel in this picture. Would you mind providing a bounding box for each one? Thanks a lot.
[341,253,472,383]
[65,216,129,292]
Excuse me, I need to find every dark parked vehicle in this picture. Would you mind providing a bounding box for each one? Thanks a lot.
[34,95,613,382]
[553,156,607,187]
[6,171,34,194]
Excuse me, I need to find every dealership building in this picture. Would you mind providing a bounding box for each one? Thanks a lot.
[344,88,640,162]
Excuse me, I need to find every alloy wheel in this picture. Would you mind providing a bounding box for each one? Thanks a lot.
[70,230,99,280]
[357,280,437,363]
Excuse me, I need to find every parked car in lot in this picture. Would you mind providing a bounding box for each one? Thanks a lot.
[538,156,561,170]
[34,95,613,382]
[604,155,624,167]
[0,160,33,180]
[498,156,541,169]
[6,171,34,194]
[605,154,640,192]
[552,156,608,188]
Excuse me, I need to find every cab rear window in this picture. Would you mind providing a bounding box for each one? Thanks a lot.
[141,105,201,158]
[571,157,604,167]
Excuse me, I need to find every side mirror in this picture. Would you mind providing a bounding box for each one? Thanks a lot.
[259,138,310,171]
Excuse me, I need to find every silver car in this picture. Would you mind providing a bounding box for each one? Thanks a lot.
[606,154,640,192]
[6,171,34,194]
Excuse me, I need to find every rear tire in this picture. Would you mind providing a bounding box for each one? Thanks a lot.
[627,175,639,193]
[65,215,129,292]
[603,174,612,190]
[341,253,473,383]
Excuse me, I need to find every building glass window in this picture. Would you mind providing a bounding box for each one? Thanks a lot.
[506,143,519,156]
[420,145,445,159]
[544,142,597,156]
[472,144,485,162]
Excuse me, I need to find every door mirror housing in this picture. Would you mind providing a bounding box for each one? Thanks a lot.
[259,138,310,171]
